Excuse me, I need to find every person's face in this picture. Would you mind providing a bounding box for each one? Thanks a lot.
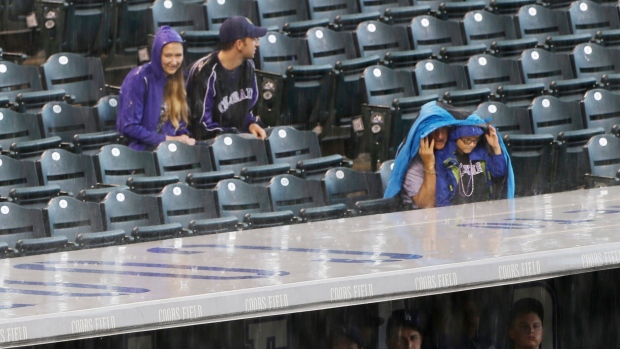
[509,312,543,349]
[239,37,260,59]
[161,42,184,76]
[331,336,361,349]
[386,327,422,349]
[456,136,481,155]
[430,127,448,150]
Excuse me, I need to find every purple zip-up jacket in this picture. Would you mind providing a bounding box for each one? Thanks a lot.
[116,26,189,150]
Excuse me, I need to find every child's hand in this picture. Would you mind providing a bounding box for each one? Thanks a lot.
[485,125,502,155]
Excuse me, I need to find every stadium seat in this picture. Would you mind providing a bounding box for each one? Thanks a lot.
[60,0,113,55]
[460,10,519,48]
[305,26,380,141]
[150,0,206,33]
[514,4,591,51]
[41,52,108,106]
[503,133,555,196]
[0,0,36,55]
[555,127,604,191]
[0,155,37,197]
[0,61,69,113]
[516,48,597,101]
[568,43,620,82]
[529,95,589,137]
[582,88,620,134]
[412,59,490,109]
[112,0,154,58]
[465,54,543,107]
[321,167,383,211]
[204,0,256,30]
[153,140,213,180]
[267,174,347,222]
[309,0,380,31]
[93,144,157,186]
[474,101,532,135]
[99,188,183,242]
[490,0,537,15]
[156,182,234,234]
[42,196,126,249]
[37,102,99,143]
[438,1,487,21]
[583,134,620,187]
[254,0,329,35]
[35,148,97,196]
[214,178,295,229]
[565,0,619,38]
[208,134,290,183]
[265,126,346,180]
[94,95,119,132]
[72,131,122,155]
[0,108,41,150]
[377,159,394,193]
[408,15,465,56]
[353,20,414,63]
[360,65,437,164]
[383,5,432,27]
[0,202,66,257]
[255,31,333,130]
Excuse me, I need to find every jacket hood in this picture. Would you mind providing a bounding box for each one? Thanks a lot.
[150,26,183,78]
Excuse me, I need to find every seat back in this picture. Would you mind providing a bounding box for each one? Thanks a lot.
[474,101,532,135]
[503,134,555,196]
[566,0,619,37]
[518,48,570,88]
[0,61,43,101]
[157,183,217,227]
[570,43,620,81]
[254,0,308,29]
[94,95,119,132]
[465,54,521,92]
[0,108,41,149]
[307,0,359,22]
[322,167,383,208]
[265,126,322,168]
[61,0,113,54]
[377,159,395,193]
[116,0,154,52]
[204,0,256,30]
[209,134,269,175]
[43,196,104,242]
[0,202,46,248]
[409,15,464,55]
[306,27,356,66]
[354,20,411,59]
[37,102,99,142]
[268,174,327,215]
[582,88,620,133]
[413,59,468,97]
[36,148,96,195]
[100,189,162,232]
[151,0,206,32]
[215,179,272,221]
[529,96,584,136]
[256,31,310,73]
[153,141,213,178]
[42,53,107,106]
[94,144,157,186]
[461,10,518,47]
[0,155,37,197]
[515,4,570,44]
[361,65,415,106]
[584,134,620,178]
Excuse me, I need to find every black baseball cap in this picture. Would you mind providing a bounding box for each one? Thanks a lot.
[219,16,267,43]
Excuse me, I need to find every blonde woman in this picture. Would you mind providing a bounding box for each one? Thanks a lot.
[117,26,195,150]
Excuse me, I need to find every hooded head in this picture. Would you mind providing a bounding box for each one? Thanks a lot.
[449,125,485,141]
[150,26,184,79]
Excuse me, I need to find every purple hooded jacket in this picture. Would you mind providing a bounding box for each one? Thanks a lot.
[116,26,189,150]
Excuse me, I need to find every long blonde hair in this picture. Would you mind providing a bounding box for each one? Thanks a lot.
[163,68,189,131]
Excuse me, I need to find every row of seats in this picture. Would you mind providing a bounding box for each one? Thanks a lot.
[0,162,399,258]
[0,127,349,197]
[0,52,115,114]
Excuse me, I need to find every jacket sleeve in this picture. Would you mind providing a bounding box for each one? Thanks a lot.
[242,74,260,132]
[116,74,166,146]
[486,152,507,178]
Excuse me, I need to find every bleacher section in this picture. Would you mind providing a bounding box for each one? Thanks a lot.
[3,0,620,257]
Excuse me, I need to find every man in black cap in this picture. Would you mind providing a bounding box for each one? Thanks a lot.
[386,309,423,349]
[186,16,267,140]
